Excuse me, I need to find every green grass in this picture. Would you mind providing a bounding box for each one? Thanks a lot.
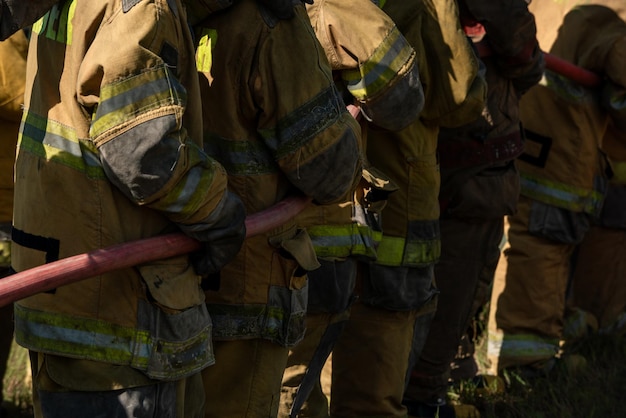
[452,333,626,418]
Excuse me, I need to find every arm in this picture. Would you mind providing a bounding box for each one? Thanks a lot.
[81,0,244,274]
[308,0,424,131]
[255,5,362,204]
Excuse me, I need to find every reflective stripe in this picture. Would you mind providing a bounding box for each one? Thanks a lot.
[375,234,441,267]
[91,64,187,140]
[520,173,604,215]
[343,26,414,100]
[205,133,277,176]
[542,71,595,104]
[32,2,76,45]
[209,284,307,348]
[147,138,219,219]
[15,304,151,367]
[498,332,560,360]
[19,112,105,179]
[196,28,218,73]
[259,86,341,159]
[307,223,381,259]
[15,301,214,380]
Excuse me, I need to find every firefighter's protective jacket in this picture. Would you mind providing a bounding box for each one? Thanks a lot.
[366,0,486,268]
[300,0,423,264]
[517,5,626,216]
[194,0,362,347]
[0,29,27,225]
[438,0,544,173]
[13,0,231,383]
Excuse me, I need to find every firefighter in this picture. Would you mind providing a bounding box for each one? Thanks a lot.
[324,0,487,417]
[402,0,544,415]
[491,3,626,376]
[0,28,27,417]
[191,0,363,416]
[12,1,247,416]
[278,0,425,416]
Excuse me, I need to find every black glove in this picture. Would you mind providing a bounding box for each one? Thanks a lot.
[256,0,313,20]
[179,191,246,288]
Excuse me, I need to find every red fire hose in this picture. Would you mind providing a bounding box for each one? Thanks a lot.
[542,52,602,88]
[0,196,311,307]
[473,41,602,88]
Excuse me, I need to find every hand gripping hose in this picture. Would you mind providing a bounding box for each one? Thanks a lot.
[0,196,311,307]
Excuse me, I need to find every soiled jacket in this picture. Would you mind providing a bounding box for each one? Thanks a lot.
[14,0,231,384]
[517,5,626,216]
[195,0,362,347]
[366,0,486,268]
[300,0,423,263]
[0,29,27,224]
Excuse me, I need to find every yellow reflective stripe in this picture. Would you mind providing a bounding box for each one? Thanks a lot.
[196,28,218,73]
[91,65,187,139]
[342,26,414,100]
[14,304,151,366]
[498,332,560,359]
[609,159,626,184]
[307,223,382,259]
[375,235,404,266]
[520,173,604,215]
[153,143,218,218]
[32,1,76,45]
[19,112,106,179]
[375,234,441,267]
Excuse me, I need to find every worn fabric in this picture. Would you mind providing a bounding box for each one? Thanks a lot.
[0,29,26,224]
[194,0,362,415]
[280,1,424,415]
[517,5,626,216]
[195,0,361,348]
[492,4,626,371]
[406,0,542,403]
[13,0,231,394]
[306,0,423,131]
[326,0,485,416]
[202,339,289,418]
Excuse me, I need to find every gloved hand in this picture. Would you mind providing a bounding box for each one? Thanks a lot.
[256,0,313,20]
[179,191,246,287]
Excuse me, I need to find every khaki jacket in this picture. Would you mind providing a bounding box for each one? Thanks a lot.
[195,0,362,346]
[14,0,227,382]
[366,0,486,267]
[518,5,626,214]
[0,30,27,224]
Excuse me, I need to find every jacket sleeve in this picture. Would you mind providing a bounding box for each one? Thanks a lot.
[461,0,544,95]
[417,0,486,128]
[255,5,362,204]
[79,0,229,229]
[0,29,27,122]
[307,0,424,131]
